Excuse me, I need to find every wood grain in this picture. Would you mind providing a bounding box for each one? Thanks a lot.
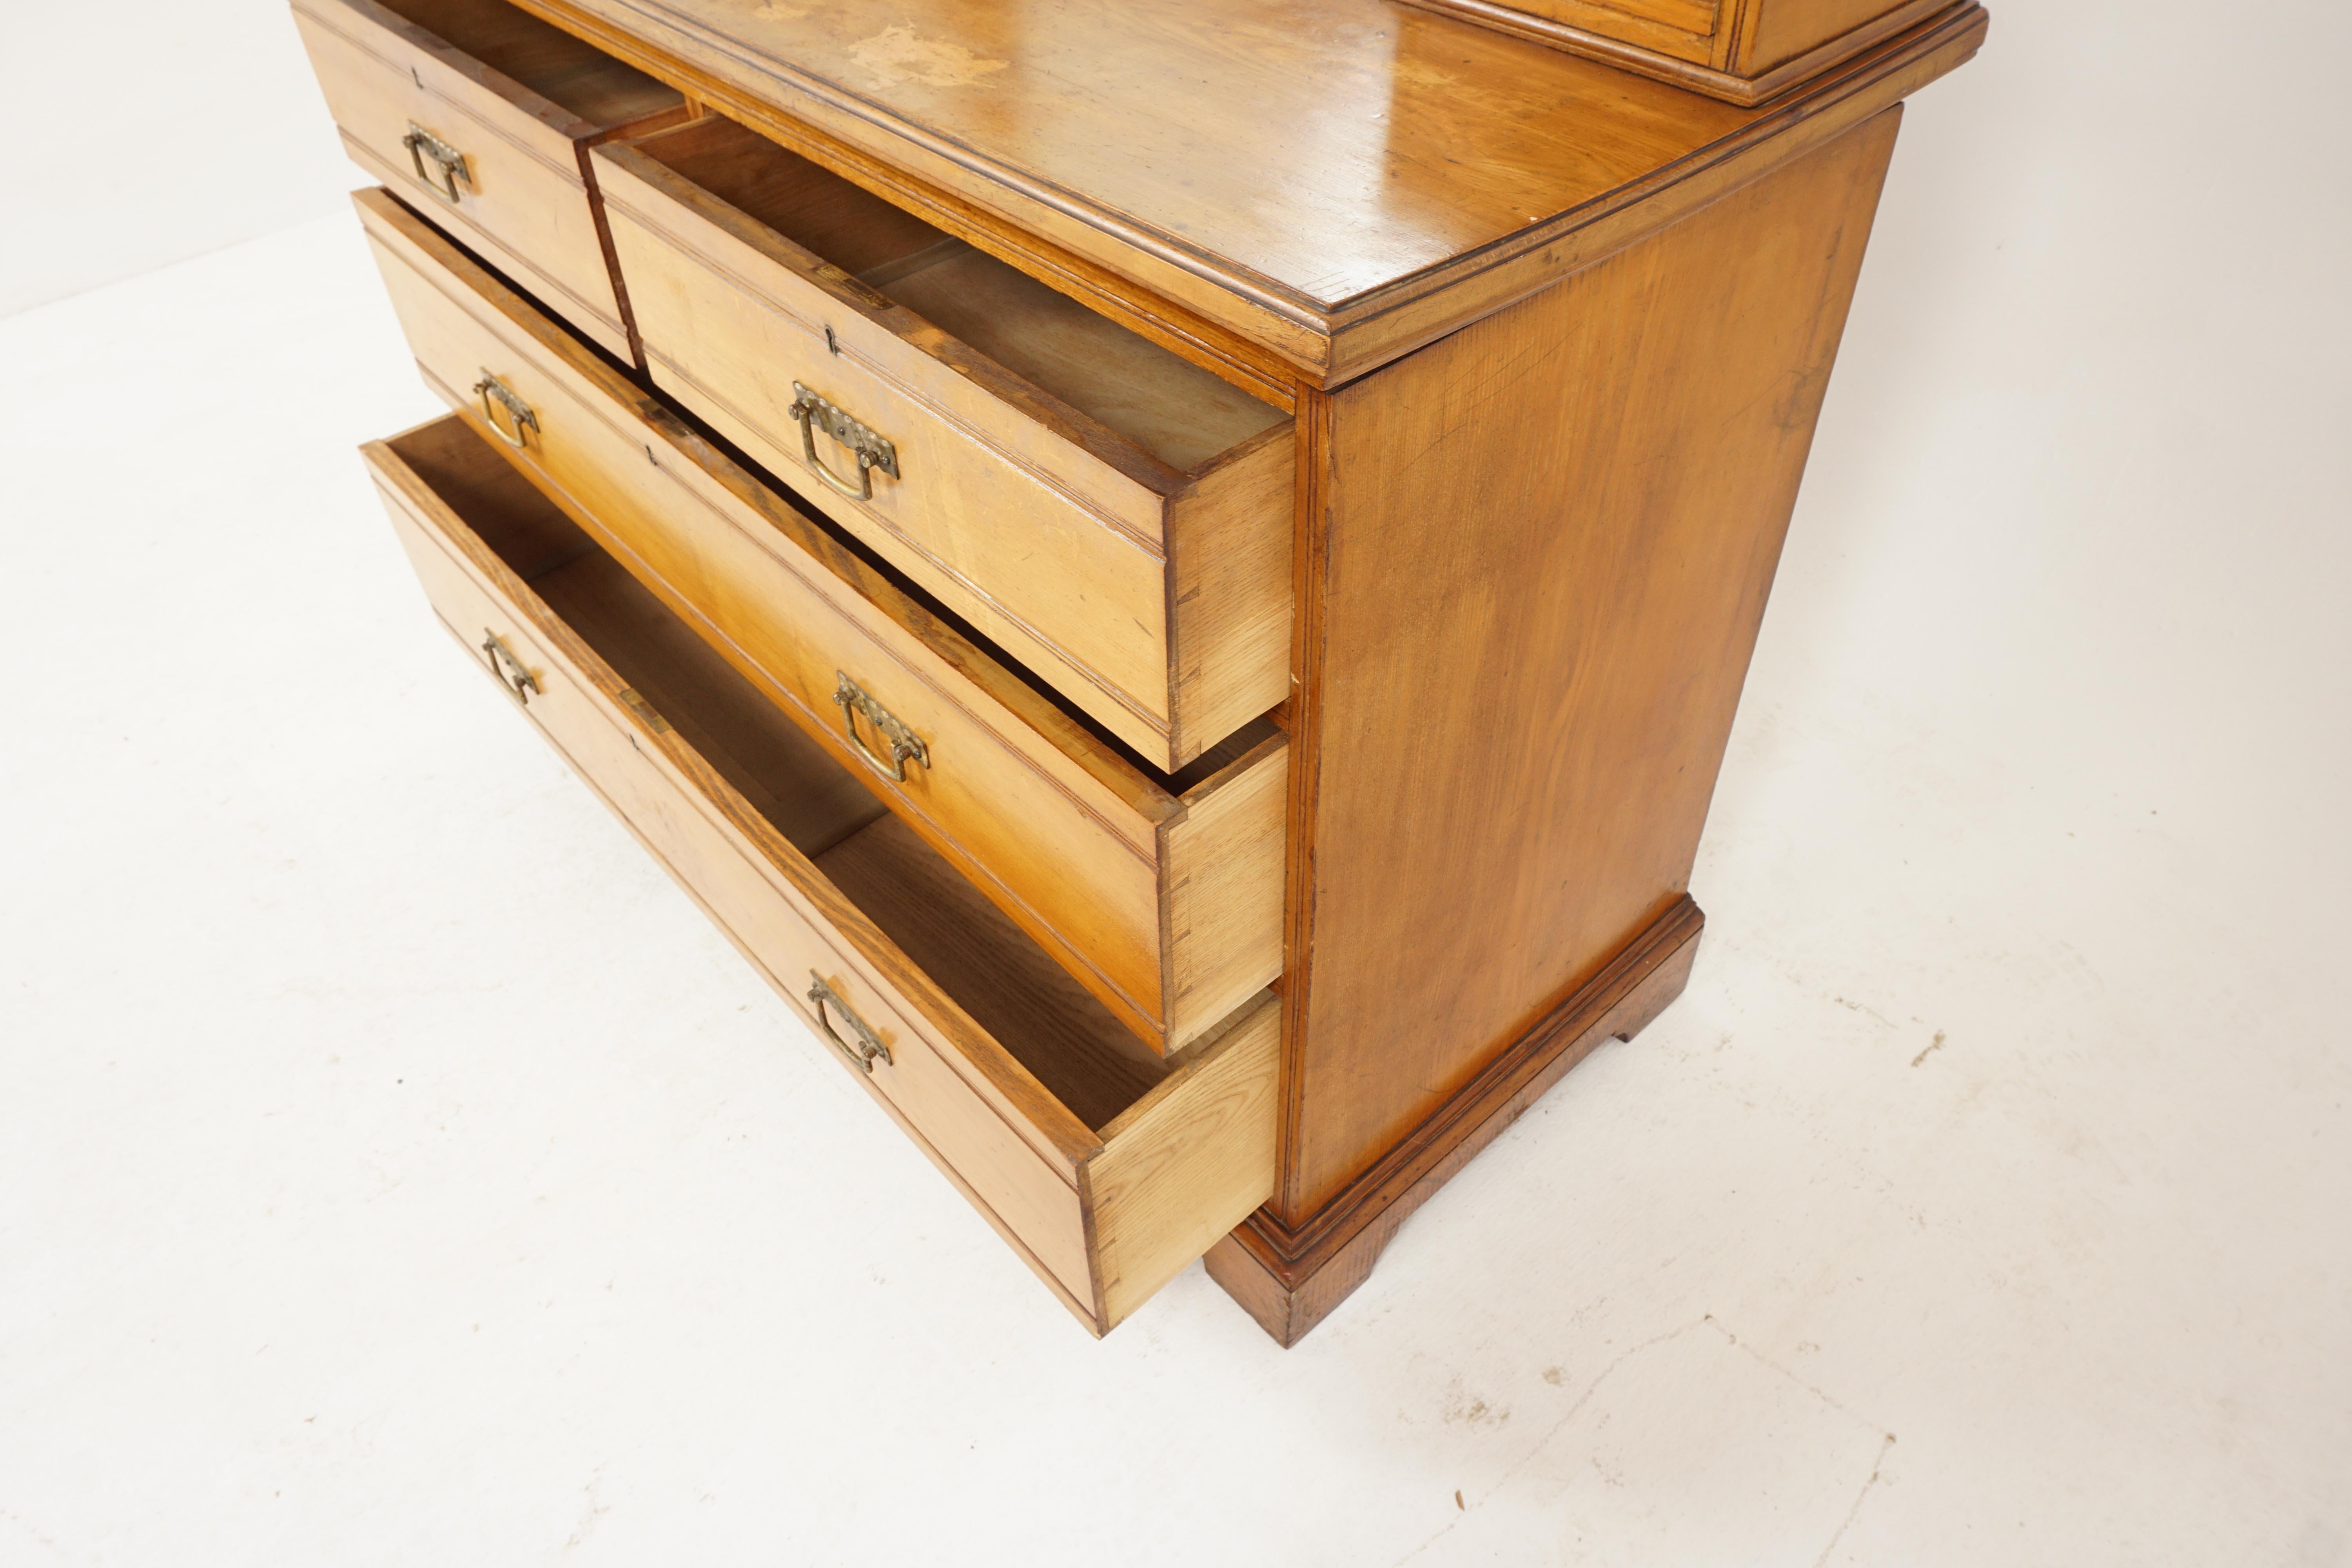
[1277,107,1905,1219]
[1163,425,1297,766]
[321,0,1982,1348]
[290,0,688,359]
[366,0,682,123]
[367,415,1277,1333]
[1089,993,1282,1330]
[1736,0,1929,72]
[495,0,1979,379]
[367,426,1102,1176]
[593,119,1293,768]
[1395,0,1960,104]
[358,188,1285,1055]
[1160,734,1289,1051]
[530,550,888,857]
[876,239,1287,477]
[1497,0,1718,59]
[386,415,887,851]
[817,813,1163,1132]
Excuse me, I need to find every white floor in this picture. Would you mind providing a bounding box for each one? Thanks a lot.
[4,4,2348,1564]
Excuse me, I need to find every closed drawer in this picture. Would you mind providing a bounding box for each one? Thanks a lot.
[290,0,690,360]
[591,117,1294,773]
[363,412,1281,1335]
[1510,0,1721,55]
[356,187,1285,1057]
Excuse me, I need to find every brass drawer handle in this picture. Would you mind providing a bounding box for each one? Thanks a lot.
[479,629,539,704]
[472,371,538,450]
[808,973,891,1073]
[790,381,899,501]
[832,672,928,782]
[401,122,469,204]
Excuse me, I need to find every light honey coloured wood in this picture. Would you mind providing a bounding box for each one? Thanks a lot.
[592,117,1295,770]
[1270,109,1906,1238]
[366,414,1281,1334]
[290,0,692,359]
[1393,0,1960,104]
[296,0,1984,1348]
[496,0,1981,381]
[354,187,1285,1056]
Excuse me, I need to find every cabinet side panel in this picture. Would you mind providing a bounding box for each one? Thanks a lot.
[1281,107,1902,1218]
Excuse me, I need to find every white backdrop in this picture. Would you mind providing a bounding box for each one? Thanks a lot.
[3,2,2347,1564]
[0,0,350,316]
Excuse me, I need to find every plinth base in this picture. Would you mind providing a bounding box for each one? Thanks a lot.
[1205,897,1704,1347]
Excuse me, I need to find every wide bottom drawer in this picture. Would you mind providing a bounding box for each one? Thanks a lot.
[362,412,1279,1336]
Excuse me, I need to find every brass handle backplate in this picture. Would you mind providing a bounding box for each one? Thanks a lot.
[401,122,469,203]
[472,371,538,450]
[808,973,891,1073]
[790,382,899,501]
[832,672,928,782]
[480,630,539,704]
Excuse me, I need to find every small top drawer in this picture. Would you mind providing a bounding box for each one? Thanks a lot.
[363,413,1279,1335]
[290,0,690,360]
[591,117,1295,772]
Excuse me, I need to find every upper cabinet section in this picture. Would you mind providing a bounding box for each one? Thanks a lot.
[1391,0,1965,106]
[496,0,1984,382]
[291,0,692,360]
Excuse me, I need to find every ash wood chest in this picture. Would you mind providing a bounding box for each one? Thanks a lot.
[294,0,1985,1343]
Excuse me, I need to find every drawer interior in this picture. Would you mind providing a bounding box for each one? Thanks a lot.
[385,418,1173,1130]
[368,0,681,127]
[620,117,1289,473]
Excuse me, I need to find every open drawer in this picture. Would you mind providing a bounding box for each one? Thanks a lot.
[362,413,1281,1335]
[355,188,1283,1056]
[290,0,691,361]
[591,116,1295,771]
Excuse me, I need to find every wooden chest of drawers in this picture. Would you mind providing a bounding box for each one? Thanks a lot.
[293,0,1984,1343]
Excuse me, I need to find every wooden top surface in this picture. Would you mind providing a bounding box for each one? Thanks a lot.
[523,0,1985,379]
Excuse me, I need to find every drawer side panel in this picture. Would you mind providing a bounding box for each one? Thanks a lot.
[1087,994,1282,1330]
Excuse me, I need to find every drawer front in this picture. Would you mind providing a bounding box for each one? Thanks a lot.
[291,0,646,360]
[593,145,1208,765]
[354,189,1289,1054]
[363,421,1281,1334]
[1516,0,1720,49]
